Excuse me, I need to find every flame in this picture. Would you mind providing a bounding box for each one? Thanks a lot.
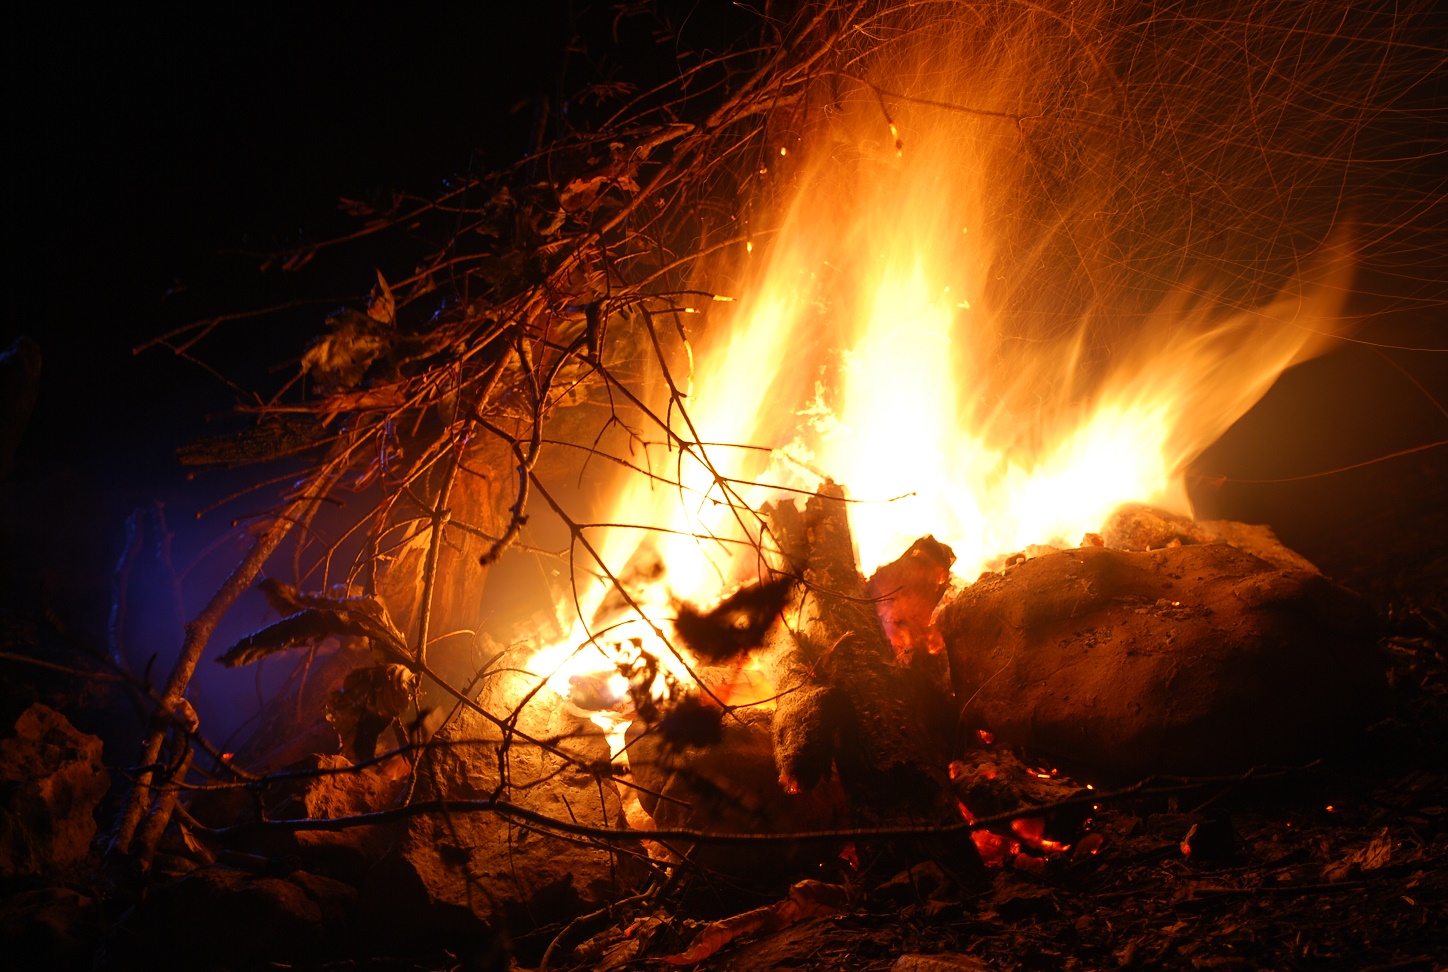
[525,18,1353,721]
[745,121,1350,578]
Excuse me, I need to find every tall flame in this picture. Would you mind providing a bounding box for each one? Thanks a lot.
[528,13,1353,699]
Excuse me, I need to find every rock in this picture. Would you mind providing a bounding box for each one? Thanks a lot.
[186,752,407,883]
[1101,504,1216,552]
[989,872,1059,920]
[0,703,109,877]
[285,869,359,929]
[1197,519,1320,574]
[272,754,408,880]
[358,699,639,951]
[132,865,355,966]
[628,705,843,882]
[0,887,97,969]
[938,543,1386,780]
[1104,504,1321,575]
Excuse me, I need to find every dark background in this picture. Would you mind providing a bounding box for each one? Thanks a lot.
[0,1,759,737]
[8,3,570,477]
[2,3,1444,725]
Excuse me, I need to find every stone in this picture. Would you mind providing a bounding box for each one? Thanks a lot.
[0,703,108,876]
[0,887,97,968]
[358,697,639,950]
[1103,504,1321,575]
[185,751,408,883]
[938,542,1387,780]
[628,705,843,882]
[132,865,355,965]
[271,754,408,880]
[1100,503,1217,552]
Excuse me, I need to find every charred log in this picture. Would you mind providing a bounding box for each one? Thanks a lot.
[766,482,954,820]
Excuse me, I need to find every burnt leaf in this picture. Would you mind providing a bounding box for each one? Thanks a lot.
[216,612,349,668]
[656,694,724,749]
[324,663,419,760]
[218,581,410,667]
[672,577,793,664]
[177,417,327,467]
[366,269,395,325]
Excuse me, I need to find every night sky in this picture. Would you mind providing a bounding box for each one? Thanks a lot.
[10,3,567,471]
[2,2,756,726]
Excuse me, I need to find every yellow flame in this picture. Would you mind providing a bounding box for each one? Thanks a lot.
[528,17,1353,700]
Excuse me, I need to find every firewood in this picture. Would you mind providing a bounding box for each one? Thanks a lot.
[768,626,842,794]
[765,482,953,818]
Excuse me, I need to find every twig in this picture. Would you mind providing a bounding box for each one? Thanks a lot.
[208,760,1322,844]
[112,456,351,856]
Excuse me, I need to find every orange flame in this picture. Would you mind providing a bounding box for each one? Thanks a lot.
[527,21,1353,729]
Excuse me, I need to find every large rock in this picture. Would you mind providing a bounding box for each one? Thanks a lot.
[0,887,98,969]
[627,706,844,882]
[132,866,356,967]
[359,698,639,950]
[270,754,408,881]
[0,703,108,876]
[938,542,1386,779]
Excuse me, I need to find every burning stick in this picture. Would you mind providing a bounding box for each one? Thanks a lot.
[767,481,954,819]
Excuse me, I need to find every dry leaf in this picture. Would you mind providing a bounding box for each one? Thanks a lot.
[367,269,395,325]
[1360,828,1394,871]
[325,663,419,760]
[218,581,409,667]
[301,309,392,392]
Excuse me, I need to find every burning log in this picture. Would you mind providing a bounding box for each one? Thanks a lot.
[937,520,1388,780]
[866,535,956,668]
[766,482,954,819]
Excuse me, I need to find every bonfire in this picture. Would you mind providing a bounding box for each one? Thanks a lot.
[3,2,1446,969]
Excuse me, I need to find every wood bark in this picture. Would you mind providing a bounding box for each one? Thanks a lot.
[765,482,953,819]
